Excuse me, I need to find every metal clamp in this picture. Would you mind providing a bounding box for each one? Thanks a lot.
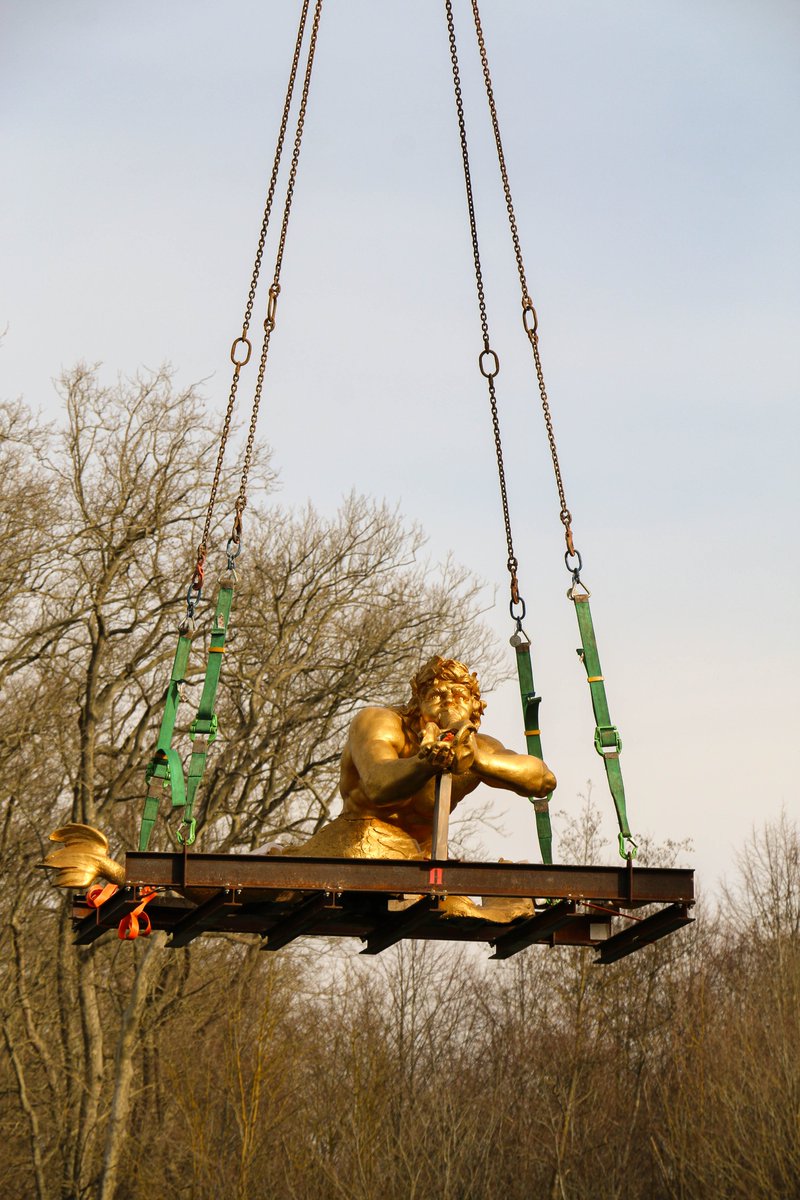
[176,817,197,847]
[509,626,531,649]
[619,832,638,860]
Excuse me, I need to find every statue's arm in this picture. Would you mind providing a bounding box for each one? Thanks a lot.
[472,733,556,798]
[347,708,435,807]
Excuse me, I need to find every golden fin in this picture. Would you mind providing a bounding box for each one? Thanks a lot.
[39,824,124,889]
[47,823,110,852]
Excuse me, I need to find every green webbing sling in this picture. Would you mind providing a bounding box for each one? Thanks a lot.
[182,580,234,844]
[139,579,234,851]
[570,587,637,859]
[140,633,193,851]
[511,628,553,865]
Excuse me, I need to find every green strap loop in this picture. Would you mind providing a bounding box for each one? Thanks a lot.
[571,590,637,859]
[512,633,554,865]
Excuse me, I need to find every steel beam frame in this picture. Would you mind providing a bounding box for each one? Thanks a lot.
[124,851,694,906]
[71,853,694,961]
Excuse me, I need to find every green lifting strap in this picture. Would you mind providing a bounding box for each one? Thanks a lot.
[570,589,637,859]
[511,631,554,865]
[140,633,193,851]
[180,579,235,844]
[138,579,235,851]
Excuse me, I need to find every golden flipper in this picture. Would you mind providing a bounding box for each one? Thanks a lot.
[40,824,126,889]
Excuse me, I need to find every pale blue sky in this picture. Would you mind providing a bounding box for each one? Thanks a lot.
[3,1,799,889]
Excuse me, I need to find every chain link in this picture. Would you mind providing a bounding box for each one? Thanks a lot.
[191,0,313,594]
[235,0,323,522]
[469,0,576,561]
[445,0,520,607]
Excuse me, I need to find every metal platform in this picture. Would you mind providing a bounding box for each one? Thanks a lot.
[71,852,694,963]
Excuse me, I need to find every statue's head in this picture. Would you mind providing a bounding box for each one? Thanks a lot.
[403,656,486,733]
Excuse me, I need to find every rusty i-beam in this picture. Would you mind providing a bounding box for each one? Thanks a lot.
[121,850,693,904]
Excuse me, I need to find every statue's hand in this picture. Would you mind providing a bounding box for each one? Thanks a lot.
[418,721,476,774]
[419,722,441,752]
[449,725,477,774]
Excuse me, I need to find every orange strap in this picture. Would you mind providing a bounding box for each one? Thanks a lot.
[86,882,119,908]
[118,889,157,940]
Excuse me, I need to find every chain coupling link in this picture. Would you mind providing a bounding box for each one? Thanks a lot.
[230,335,253,369]
[509,593,527,623]
[564,548,584,592]
[479,347,500,379]
[265,282,281,332]
[226,537,242,573]
[522,297,538,335]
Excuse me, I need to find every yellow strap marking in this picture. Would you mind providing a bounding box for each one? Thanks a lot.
[208,646,226,653]
[524,729,540,736]
[587,675,604,682]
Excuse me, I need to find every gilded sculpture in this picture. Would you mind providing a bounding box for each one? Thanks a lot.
[284,655,555,859]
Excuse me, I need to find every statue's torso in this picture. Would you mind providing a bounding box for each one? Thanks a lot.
[339,707,481,845]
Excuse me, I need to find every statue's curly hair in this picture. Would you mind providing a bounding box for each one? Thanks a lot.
[400,656,486,734]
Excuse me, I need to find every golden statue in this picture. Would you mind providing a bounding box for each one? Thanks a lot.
[285,655,556,860]
[42,657,556,922]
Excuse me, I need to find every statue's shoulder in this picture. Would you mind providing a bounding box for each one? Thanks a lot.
[348,704,406,745]
[475,730,506,752]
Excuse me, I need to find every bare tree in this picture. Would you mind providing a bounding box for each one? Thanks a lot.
[6,365,797,1200]
[0,362,497,1199]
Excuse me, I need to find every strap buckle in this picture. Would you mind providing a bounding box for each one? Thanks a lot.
[190,713,218,744]
[594,725,622,756]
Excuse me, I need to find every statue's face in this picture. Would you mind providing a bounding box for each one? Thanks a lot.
[418,678,475,728]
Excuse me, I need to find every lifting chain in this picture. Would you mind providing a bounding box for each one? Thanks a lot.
[153,0,325,858]
[445,0,522,617]
[467,0,581,582]
[234,0,323,530]
[465,2,638,857]
[186,0,318,620]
